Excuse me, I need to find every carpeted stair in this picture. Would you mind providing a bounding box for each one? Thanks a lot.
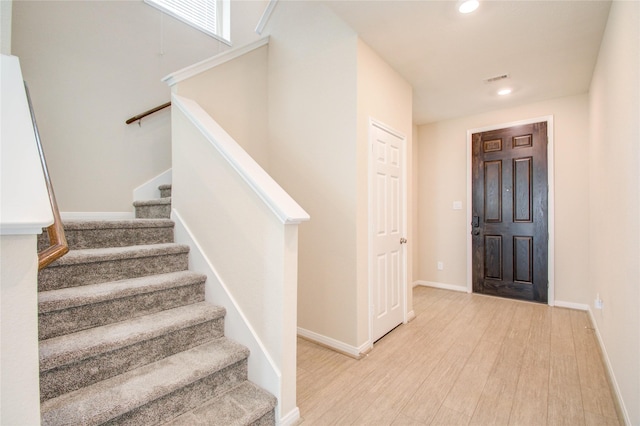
[37,185,276,425]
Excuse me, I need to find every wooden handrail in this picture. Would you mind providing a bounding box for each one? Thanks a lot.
[24,83,69,270]
[125,101,171,125]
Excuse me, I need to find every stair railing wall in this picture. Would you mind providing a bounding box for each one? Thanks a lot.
[1,54,56,424]
[170,93,308,424]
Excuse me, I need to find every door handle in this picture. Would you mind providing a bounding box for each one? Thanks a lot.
[472,216,481,236]
[400,238,407,244]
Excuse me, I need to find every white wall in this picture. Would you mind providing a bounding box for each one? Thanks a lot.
[174,45,269,169]
[265,2,413,351]
[11,0,266,213]
[416,94,590,306]
[265,1,360,347]
[0,0,11,55]
[588,1,640,423]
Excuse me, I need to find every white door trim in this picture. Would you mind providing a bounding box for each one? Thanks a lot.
[368,118,408,346]
[466,115,555,306]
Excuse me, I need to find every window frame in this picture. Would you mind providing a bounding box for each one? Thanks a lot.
[144,0,231,45]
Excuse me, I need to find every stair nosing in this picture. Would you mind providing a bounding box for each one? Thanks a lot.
[133,197,172,207]
[39,302,226,372]
[38,271,206,313]
[40,338,249,425]
[43,243,189,267]
[61,219,175,230]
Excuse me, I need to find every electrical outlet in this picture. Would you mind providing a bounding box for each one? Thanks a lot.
[437,261,444,271]
[595,294,604,310]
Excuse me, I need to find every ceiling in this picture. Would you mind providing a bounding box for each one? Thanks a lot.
[324,0,612,124]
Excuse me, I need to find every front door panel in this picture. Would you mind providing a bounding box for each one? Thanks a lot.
[472,122,548,303]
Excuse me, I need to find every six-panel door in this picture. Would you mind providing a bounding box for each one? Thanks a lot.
[472,122,548,303]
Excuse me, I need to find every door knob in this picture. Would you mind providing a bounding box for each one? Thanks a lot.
[400,238,407,244]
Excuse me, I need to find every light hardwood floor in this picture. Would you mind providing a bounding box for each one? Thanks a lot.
[296,286,622,425]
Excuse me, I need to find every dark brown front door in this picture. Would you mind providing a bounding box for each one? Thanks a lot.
[472,122,548,303]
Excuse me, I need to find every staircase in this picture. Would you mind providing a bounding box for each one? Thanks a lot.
[37,186,277,425]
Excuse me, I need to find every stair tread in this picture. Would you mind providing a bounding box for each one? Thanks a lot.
[39,270,206,313]
[40,301,225,372]
[62,219,174,230]
[158,184,172,190]
[166,381,277,426]
[40,338,249,425]
[133,197,172,206]
[46,243,189,267]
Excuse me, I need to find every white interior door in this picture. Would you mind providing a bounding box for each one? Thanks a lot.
[370,121,406,343]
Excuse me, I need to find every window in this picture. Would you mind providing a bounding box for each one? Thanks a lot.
[145,0,230,44]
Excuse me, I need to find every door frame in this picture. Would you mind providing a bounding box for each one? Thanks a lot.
[368,118,408,345]
[466,116,555,306]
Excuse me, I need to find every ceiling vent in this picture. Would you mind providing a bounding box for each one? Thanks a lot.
[484,74,510,84]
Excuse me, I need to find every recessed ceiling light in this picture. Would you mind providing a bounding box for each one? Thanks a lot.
[458,0,479,14]
[497,88,512,96]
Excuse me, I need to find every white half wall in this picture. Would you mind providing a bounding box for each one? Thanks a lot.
[1,235,42,425]
[171,95,307,423]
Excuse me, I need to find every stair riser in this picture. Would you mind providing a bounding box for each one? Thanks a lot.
[165,381,277,426]
[160,188,172,198]
[39,283,205,340]
[39,227,174,251]
[40,318,224,402]
[102,360,248,426]
[253,410,276,425]
[136,204,171,219]
[38,253,189,291]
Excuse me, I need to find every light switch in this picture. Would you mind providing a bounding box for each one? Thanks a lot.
[453,201,462,210]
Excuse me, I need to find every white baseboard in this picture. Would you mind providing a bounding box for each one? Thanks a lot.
[553,300,589,310]
[586,308,631,425]
[60,212,134,220]
[542,300,629,424]
[414,280,468,293]
[279,406,300,426]
[297,327,367,359]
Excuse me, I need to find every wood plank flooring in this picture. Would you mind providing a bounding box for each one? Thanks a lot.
[296,286,622,425]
